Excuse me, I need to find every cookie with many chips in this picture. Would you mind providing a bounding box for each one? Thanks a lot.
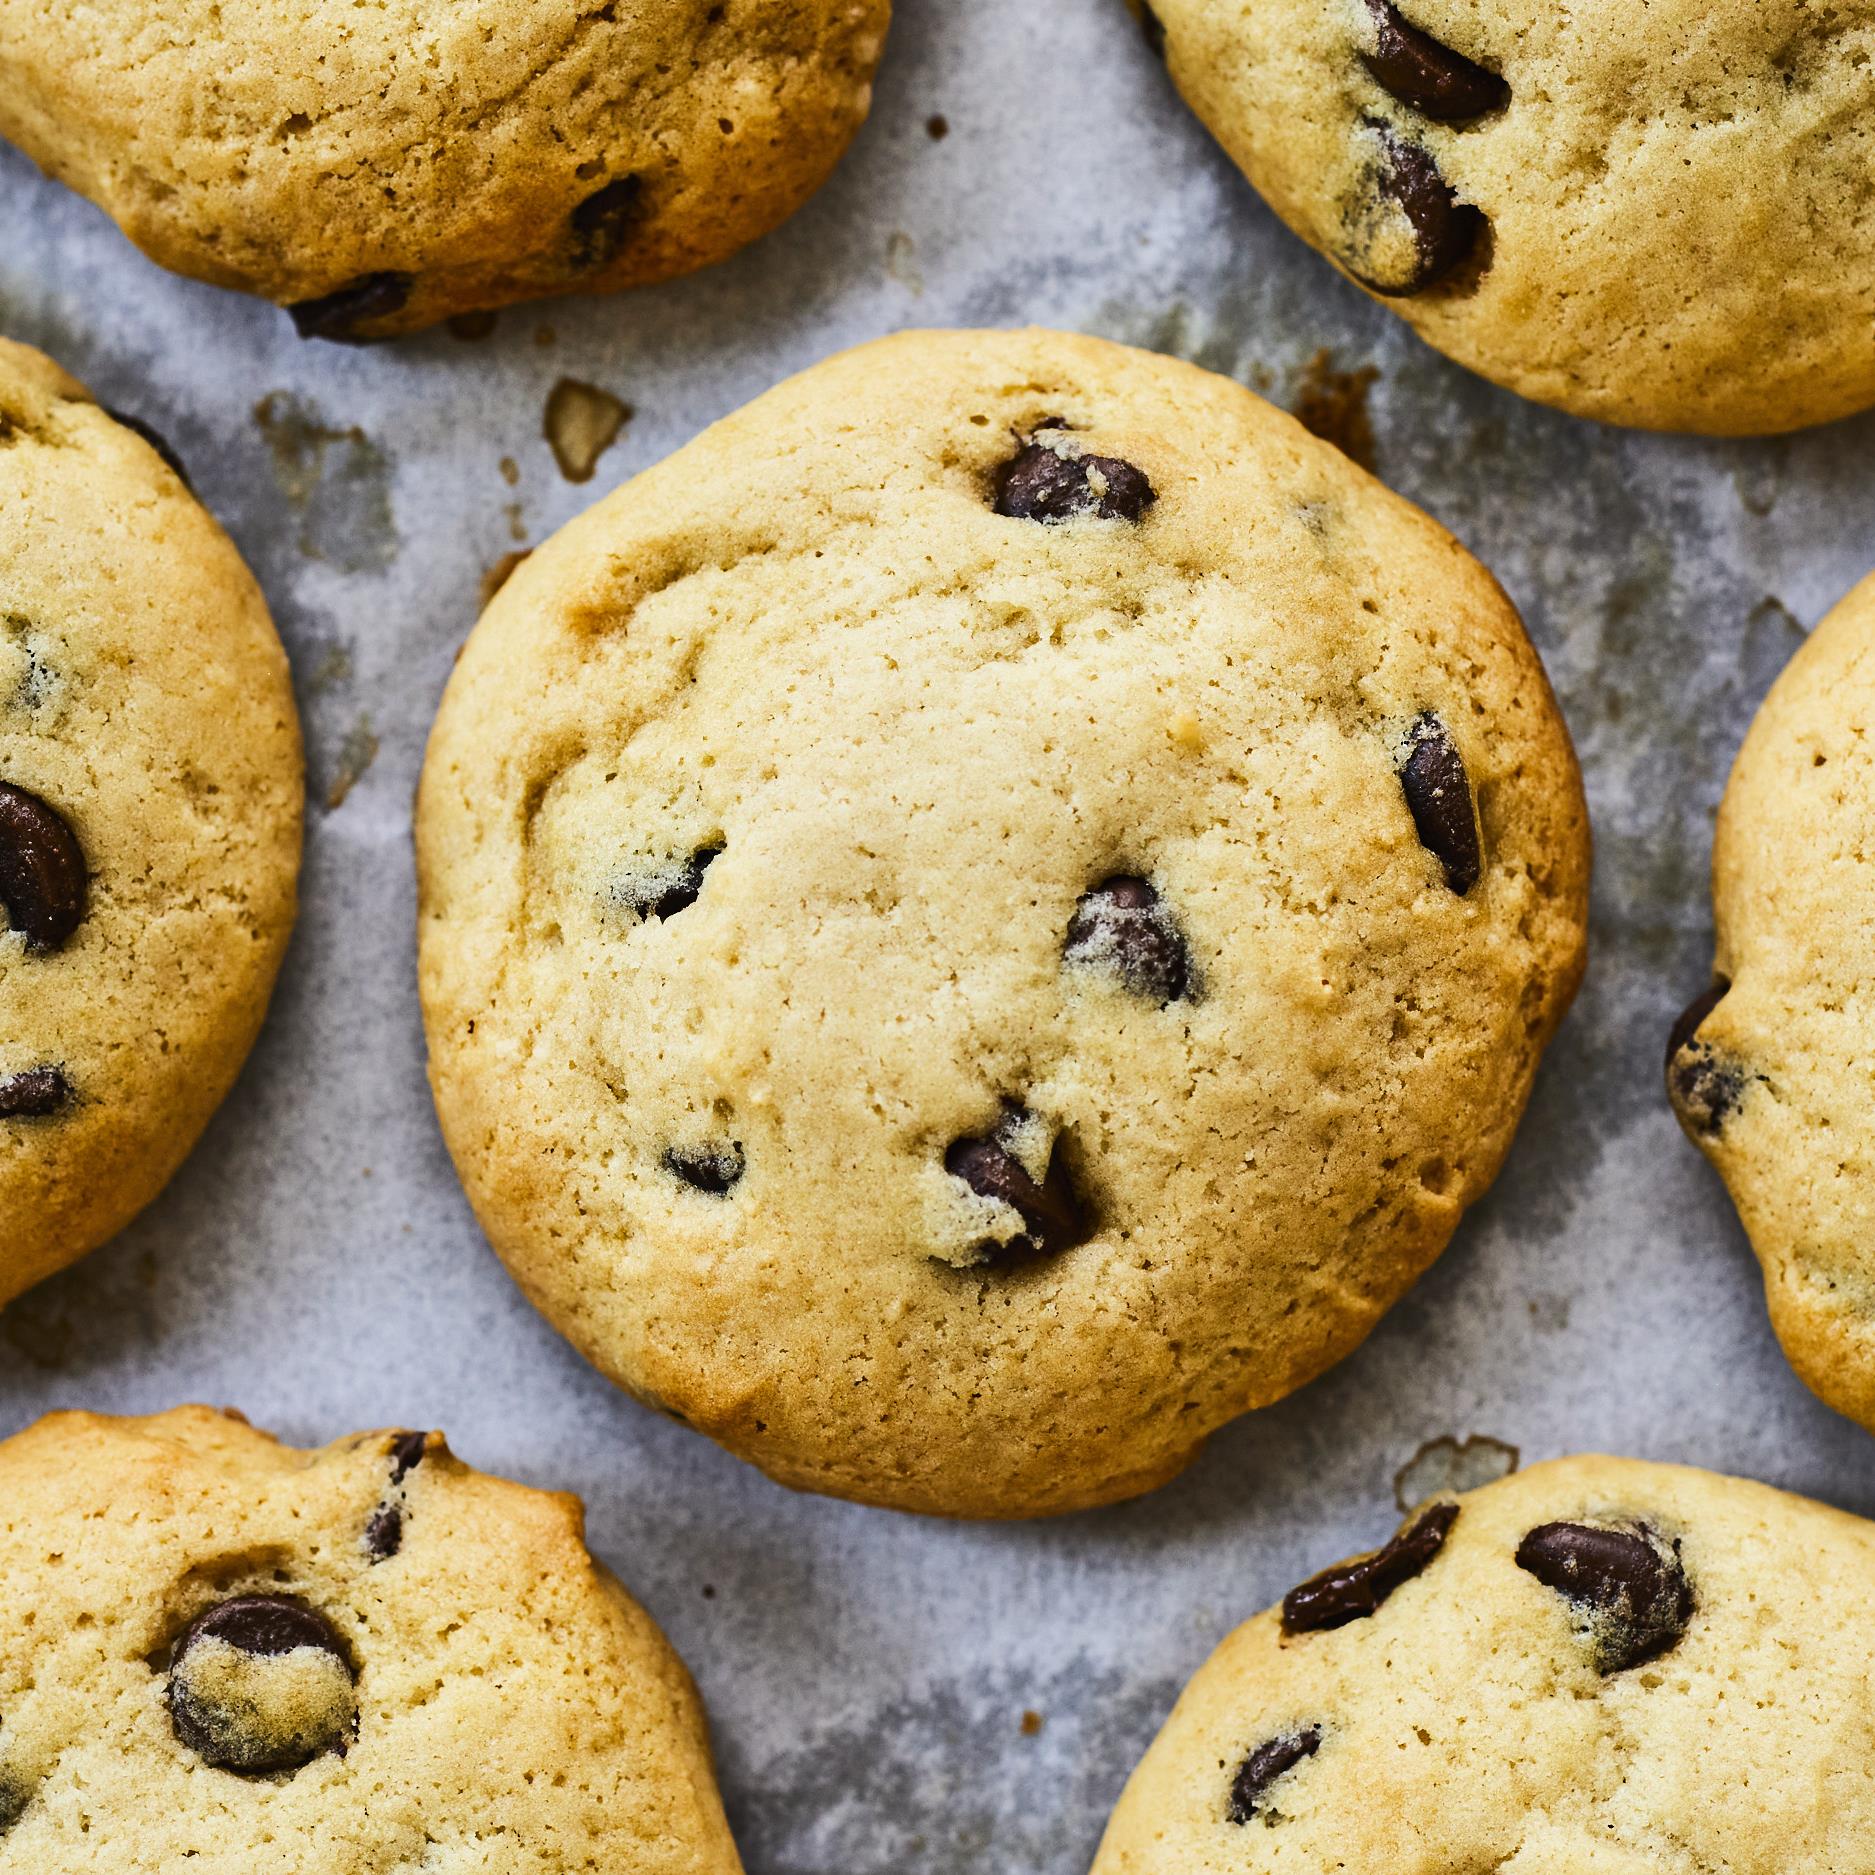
[415,326,1589,1517]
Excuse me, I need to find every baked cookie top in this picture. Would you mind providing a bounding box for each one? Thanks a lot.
[1094,1455,1875,1871]
[1670,571,1875,1433]
[417,326,1589,1519]
[0,338,301,1305]
[0,1406,742,1875]
[1140,0,1875,434]
[0,0,888,337]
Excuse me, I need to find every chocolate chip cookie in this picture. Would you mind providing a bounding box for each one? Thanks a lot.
[0,1,887,339]
[1134,0,1875,434]
[0,339,301,1305]
[1669,571,1875,1435]
[415,326,1590,1518]
[0,1406,742,1873]
[1095,1456,1875,1869]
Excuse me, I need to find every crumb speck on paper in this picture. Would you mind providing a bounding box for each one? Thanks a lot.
[1291,348,1380,473]
[499,456,520,487]
[1019,1710,1043,1736]
[544,379,631,483]
[325,716,379,811]
[926,112,949,139]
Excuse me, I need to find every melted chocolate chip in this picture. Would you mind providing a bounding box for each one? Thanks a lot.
[1398,713,1481,893]
[1360,0,1508,120]
[1665,982,1742,1138]
[1064,875,1191,1003]
[1227,1727,1321,1824]
[363,1505,403,1560]
[945,1109,1088,1264]
[287,272,414,343]
[1516,1520,1694,1674]
[994,429,1156,524]
[0,1067,71,1119]
[0,783,87,952]
[1282,1500,1458,1633]
[621,844,723,921]
[571,174,648,269]
[665,1142,745,1195]
[387,1430,429,1483]
[1666,979,1729,1070]
[104,408,194,491]
[168,1595,357,1771]
[1352,125,1484,296]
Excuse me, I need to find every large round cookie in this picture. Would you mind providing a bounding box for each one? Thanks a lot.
[0,337,301,1305]
[1668,572,1875,1434]
[416,326,1590,1518]
[0,1406,743,1874]
[0,1,888,340]
[1135,0,1875,434]
[1094,1456,1875,1870]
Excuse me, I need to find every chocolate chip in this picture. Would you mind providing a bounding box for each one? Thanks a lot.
[363,1505,403,1560]
[1351,124,1484,296]
[0,782,87,952]
[104,408,193,491]
[1665,981,1742,1137]
[1227,1727,1321,1825]
[387,1429,428,1483]
[1515,1520,1694,1674]
[945,1108,1088,1264]
[168,1595,357,1772]
[1137,0,1166,58]
[1360,0,1508,120]
[664,1142,745,1195]
[1064,875,1191,1004]
[994,428,1156,524]
[619,843,723,922]
[571,175,647,269]
[1282,1500,1458,1633]
[286,272,414,343]
[0,1067,70,1119]
[1397,713,1481,894]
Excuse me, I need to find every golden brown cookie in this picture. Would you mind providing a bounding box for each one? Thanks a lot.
[416,326,1589,1518]
[1,337,302,1305]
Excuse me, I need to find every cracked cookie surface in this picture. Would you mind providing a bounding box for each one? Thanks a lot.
[1138,0,1875,433]
[0,1406,742,1875]
[0,338,301,1305]
[415,326,1589,1518]
[1671,571,1875,1435]
[1094,1456,1875,1872]
[0,0,887,337]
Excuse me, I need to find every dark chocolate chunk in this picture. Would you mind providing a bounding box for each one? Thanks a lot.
[664,1142,745,1195]
[571,175,648,269]
[945,1108,1087,1264]
[1064,875,1191,1004]
[104,408,193,491]
[1352,124,1485,296]
[994,429,1156,524]
[1282,1500,1458,1633]
[387,1429,429,1483]
[1515,1519,1694,1674]
[1665,982,1744,1138]
[0,782,87,952]
[1398,712,1482,893]
[286,272,414,343]
[1666,979,1730,1071]
[168,1595,357,1771]
[1360,0,1508,120]
[363,1504,403,1560]
[621,844,723,922]
[1227,1726,1321,1825]
[0,1067,71,1119]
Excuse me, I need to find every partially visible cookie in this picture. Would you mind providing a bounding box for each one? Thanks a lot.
[0,1,888,338]
[1669,572,1875,1433]
[0,338,301,1304]
[417,325,1589,1518]
[1134,0,1875,434]
[0,1407,743,1874]
[1094,1456,1875,1870]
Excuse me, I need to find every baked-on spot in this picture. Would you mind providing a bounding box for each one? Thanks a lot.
[0,781,88,952]
[1281,1500,1458,1633]
[545,378,632,484]
[1228,1726,1321,1825]
[167,1595,358,1772]
[1397,713,1482,893]
[1515,1519,1694,1674]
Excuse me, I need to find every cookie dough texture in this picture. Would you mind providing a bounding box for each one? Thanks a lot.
[416,326,1589,1519]
[0,0,888,337]
[0,1406,743,1875]
[1094,1456,1875,1872]
[0,338,301,1305]
[1141,0,1875,433]
[1670,573,1875,1434]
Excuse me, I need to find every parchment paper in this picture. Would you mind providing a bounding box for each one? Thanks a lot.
[3,4,1872,1869]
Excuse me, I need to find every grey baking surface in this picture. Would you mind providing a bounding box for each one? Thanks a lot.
[2,1,1873,1868]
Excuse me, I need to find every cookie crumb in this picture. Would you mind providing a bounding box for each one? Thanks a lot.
[926,113,949,139]
[1020,1709,1043,1736]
